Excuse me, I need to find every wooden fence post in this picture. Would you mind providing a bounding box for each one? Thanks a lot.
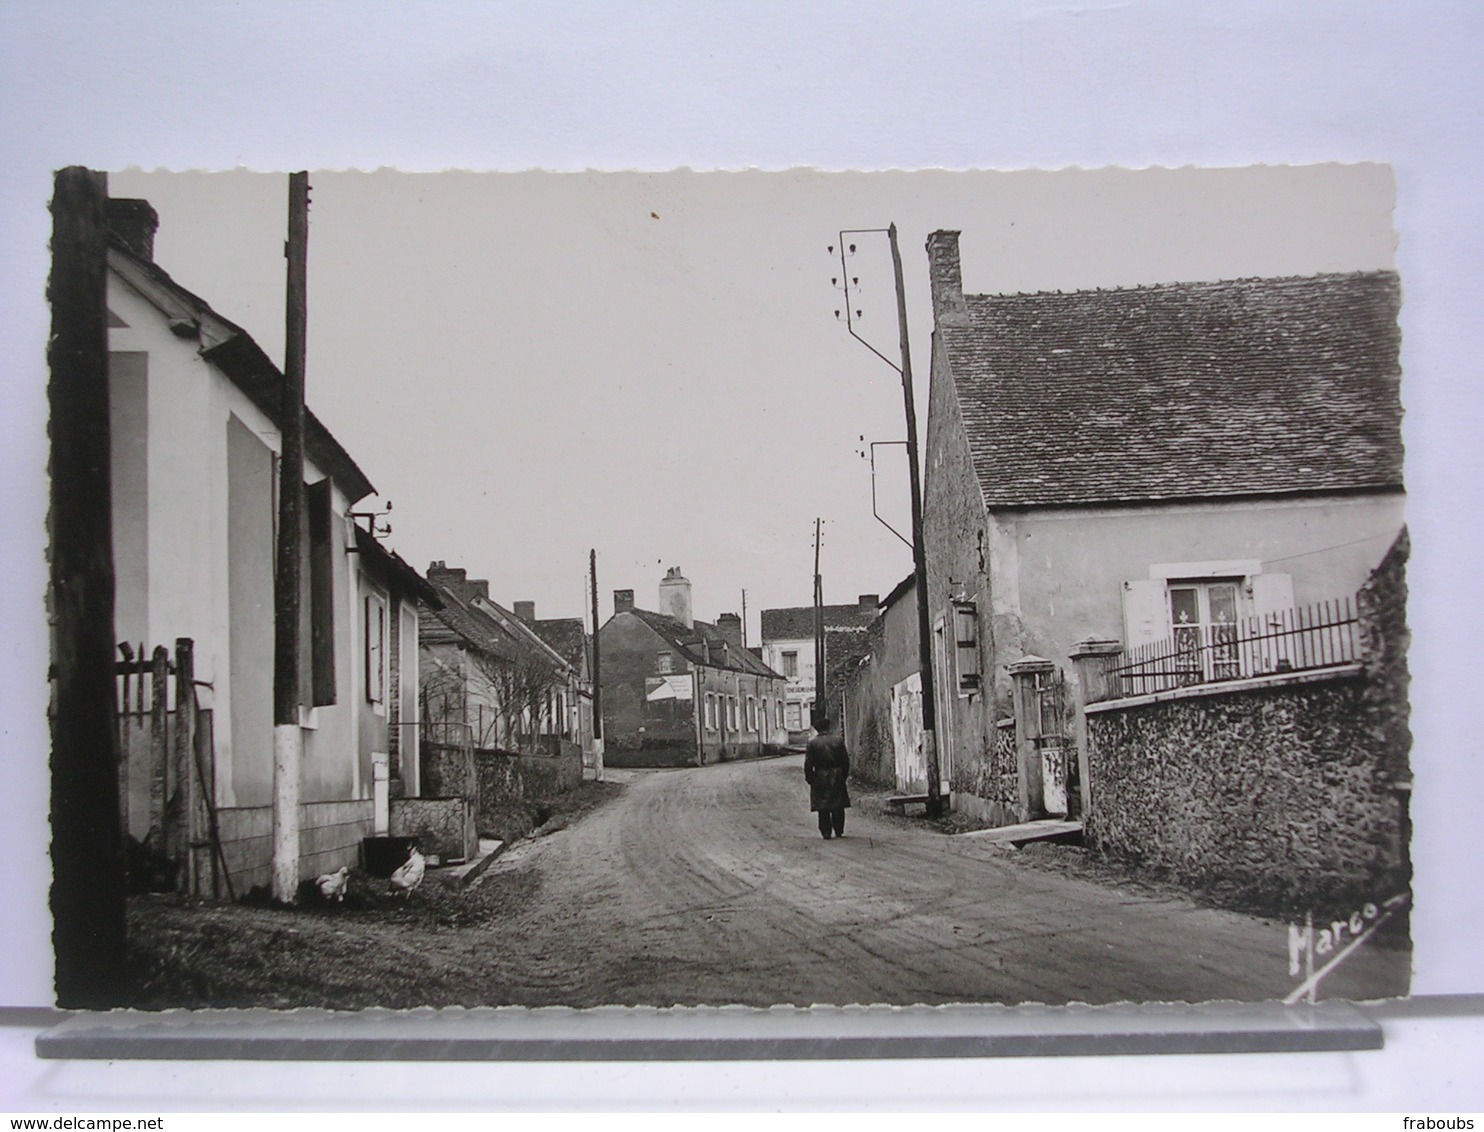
[48,166,126,1007]
[149,645,169,844]
[172,638,198,892]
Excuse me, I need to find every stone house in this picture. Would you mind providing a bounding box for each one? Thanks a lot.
[599,568,788,767]
[921,229,1406,828]
[758,593,879,739]
[838,574,924,791]
[104,198,438,893]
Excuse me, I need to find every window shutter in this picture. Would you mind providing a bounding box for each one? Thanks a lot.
[1251,572,1296,624]
[1122,579,1170,649]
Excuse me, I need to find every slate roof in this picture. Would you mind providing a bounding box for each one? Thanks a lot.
[941,271,1404,509]
[760,603,878,642]
[625,608,782,679]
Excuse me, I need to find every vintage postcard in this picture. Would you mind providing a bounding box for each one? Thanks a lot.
[46,164,1410,1011]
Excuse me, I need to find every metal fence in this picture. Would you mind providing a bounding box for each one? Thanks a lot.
[1098,596,1360,701]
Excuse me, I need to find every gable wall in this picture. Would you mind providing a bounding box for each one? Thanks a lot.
[922,334,1000,808]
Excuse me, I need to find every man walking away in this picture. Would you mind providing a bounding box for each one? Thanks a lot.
[804,714,850,839]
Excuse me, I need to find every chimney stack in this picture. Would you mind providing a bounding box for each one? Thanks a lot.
[926,229,969,327]
[107,199,159,262]
[716,612,743,648]
[513,600,536,622]
[613,589,635,613]
[426,562,487,604]
[858,593,879,614]
[658,566,693,628]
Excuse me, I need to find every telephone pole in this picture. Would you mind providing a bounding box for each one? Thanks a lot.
[812,517,825,730]
[272,172,310,903]
[832,224,942,815]
[48,167,127,1005]
[590,548,604,780]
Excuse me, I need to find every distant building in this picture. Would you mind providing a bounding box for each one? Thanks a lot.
[839,575,923,792]
[513,600,599,777]
[758,594,879,738]
[419,563,582,755]
[599,567,788,767]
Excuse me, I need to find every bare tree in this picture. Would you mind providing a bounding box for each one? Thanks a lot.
[465,644,565,751]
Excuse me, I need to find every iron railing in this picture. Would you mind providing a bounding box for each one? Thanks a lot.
[1098,596,1361,701]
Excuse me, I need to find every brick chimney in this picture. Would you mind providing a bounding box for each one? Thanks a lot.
[613,588,635,613]
[513,600,536,622]
[926,229,969,327]
[716,612,743,648]
[426,562,488,604]
[858,594,879,614]
[107,199,159,262]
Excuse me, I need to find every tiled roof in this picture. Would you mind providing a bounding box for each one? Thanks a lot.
[760,604,877,642]
[355,527,443,608]
[942,271,1404,509]
[421,582,552,670]
[531,617,587,668]
[627,608,782,679]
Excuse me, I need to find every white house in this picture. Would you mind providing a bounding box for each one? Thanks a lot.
[758,595,879,738]
[105,198,434,893]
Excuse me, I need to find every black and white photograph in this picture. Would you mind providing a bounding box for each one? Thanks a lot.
[44,164,1411,1011]
[5,0,1483,1115]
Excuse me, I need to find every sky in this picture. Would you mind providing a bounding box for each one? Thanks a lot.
[110,165,1397,640]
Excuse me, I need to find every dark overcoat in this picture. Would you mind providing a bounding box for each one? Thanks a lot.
[804,732,851,812]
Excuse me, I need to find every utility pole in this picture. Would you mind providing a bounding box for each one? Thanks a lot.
[272,172,309,904]
[48,167,127,1006]
[740,589,748,649]
[832,224,942,816]
[590,548,604,780]
[812,517,825,730]
[888,223,943,817]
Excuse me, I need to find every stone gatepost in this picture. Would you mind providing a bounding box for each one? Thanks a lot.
[1068,637,1123,824]
[1007,655,1054,820]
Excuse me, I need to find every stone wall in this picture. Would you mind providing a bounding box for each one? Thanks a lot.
[1083,531,1411,918]
[389,796,476,863]
[473,740,584,829]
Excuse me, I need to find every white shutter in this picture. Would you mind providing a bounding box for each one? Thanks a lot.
[1251,572,1296,622]
[1250,572,1297,670]
[1122,579,1169,649]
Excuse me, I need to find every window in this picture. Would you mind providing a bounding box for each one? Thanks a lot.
[705,693,716,730]
[1168,580,1242,682]
[747,695,757,731]
[781,650,799,678]
[656,651,674,674]
[953,600,980,694]
[364,592,386,707]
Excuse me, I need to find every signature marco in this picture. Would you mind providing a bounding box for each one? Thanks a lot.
[1284,892,1409,1004]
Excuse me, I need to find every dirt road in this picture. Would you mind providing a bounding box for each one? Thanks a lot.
[478,755,1409,1007]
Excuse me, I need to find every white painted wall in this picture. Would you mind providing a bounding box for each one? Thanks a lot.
[107,270,368,812]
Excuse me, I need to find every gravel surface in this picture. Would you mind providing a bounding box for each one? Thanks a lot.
[122,759,1409,1009]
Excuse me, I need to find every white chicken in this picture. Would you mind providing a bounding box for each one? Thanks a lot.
[315,865,349,903]
[388,847,426,898]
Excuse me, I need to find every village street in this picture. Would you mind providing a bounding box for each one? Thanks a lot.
[473,757,1410,1008]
